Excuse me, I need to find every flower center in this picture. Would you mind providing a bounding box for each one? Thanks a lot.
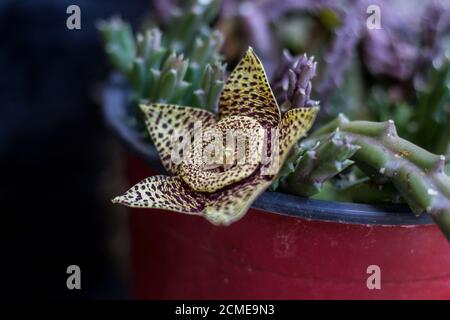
[179,116,264,192]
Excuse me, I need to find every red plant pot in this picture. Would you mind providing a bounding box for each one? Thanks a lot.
[126,154,450,300]
[103,79,450,299]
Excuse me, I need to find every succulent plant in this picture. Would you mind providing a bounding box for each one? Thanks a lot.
[304,114,450,241]
[282,130,360,197]
[98,18,137,76]
[163,0,222,54]
[98,0,226,134]
[410,60,450,155]
[267,42,450,239]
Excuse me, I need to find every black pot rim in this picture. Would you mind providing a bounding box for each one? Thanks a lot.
[101,77,434,226]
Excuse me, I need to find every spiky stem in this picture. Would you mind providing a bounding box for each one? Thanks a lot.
[308,114,450,241]
[281,130,359,196]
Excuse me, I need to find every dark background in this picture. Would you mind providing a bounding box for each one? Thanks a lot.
[1,0,149,299]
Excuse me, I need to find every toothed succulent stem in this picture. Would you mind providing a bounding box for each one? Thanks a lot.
[281,130,360,197]
[270,142,304,191]
[411,60,450,155]
[99,19,225,106]
[98,18,136,75]
[192,62,226,112]
[165,0,222,54]
[308,115,450,241]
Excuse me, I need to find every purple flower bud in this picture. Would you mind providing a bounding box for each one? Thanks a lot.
[271,51,319,112]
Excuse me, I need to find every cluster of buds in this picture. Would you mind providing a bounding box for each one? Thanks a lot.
[272,51,319,113]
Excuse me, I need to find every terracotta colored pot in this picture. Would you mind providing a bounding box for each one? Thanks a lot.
[103,79,450,299]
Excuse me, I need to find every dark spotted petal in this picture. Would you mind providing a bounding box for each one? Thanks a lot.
[278,107,318,165]
[202,173,273,225]
[218,47,281,128]
[140,104,217,174]
[112,175,205,213]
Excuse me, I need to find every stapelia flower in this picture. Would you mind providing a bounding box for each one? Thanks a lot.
[112,47,318,225]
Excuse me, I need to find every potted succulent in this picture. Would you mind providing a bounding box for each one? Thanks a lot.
[100,0,450,299]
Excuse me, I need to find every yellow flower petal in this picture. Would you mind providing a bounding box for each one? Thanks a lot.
[277,107,318,167]
[112,173,271,225]
[179,162,259,193]
[140,103,217,174]
[112,175,205,213]
[218,47,281,128]
[203,174,273,225]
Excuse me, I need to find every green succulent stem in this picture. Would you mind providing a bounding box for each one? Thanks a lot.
[280,130,359,196]
[98,0,225,133]
[411,61,450,155]
[308,114,450,241]
[312,176,402,204]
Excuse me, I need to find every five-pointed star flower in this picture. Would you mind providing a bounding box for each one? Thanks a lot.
[112,47,318,225]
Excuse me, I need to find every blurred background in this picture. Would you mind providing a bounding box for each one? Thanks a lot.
[2,0,449,299]
[1,0,150,299]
